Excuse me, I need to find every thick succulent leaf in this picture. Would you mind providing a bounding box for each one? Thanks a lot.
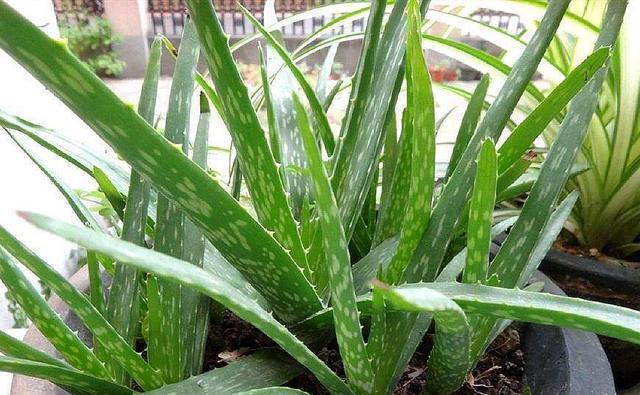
[294,95,373,393]
[390,282,640,345]
[237,389,309,395]
[147,350,303,395]
[0,226,164,389]
[331,0,416,242]
[497,47,610,173]
[183,0,308,277]
[24,213,352,395]
[0,247,108,379]
[445,74,490,183]
[183,93,212,376]
[517,192,579,287]
[373,3,571,390]
[0,110,130,193]
[386,0,435,284]
[0,3,321,323]
[405,0,570,283]
[0,329,70,368]
[148,18,199,383]
[374,110,411,246]
[241,6,335,156]
[261,2,311,219]
[105,37,161,385]
[490,1,625,290]
[0,356,131,395]
[463,140,497,284]
[496,162,588,202]
[316,43,339,104]
[375,282,470,395]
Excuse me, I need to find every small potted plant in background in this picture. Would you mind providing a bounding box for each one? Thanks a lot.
[0,0,636,394]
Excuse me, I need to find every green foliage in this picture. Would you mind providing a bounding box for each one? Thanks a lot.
[60,13,125,77]
[0,0,633,394]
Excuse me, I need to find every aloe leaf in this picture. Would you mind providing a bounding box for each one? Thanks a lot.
[366,277,386,371]
[237,389,309,395]
[0,226,164,389]
[294,95,373,393]
[375,282,470,395]
[23,213,352,395]
[105,36,160,386]
[241,6,335,157]
[93,166,125,220]
[0,247,108,379]
[261,1,311,218]
[147,350,303,395]
[490,0,626,291]
[373,110,411,246]
[331,0,412,242]
[463,140,497,284]
[390,282,640,345]
[497,47,610,173]
[0,328,69,368]
[183,92,212,376]
[517,191,579,286]
[445,74,489,183]
[0,2,321,323]
[259,48,282,165]
[386,0,435,285]
[405,0,570,284]
[0,356,131,395]
[184,0,308,277]
[148,18,200,383]
[316,43,339,104]
[0,110,130,193]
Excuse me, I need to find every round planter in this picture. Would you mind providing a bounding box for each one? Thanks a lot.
[12,268,616,395]
[539,249,640,389]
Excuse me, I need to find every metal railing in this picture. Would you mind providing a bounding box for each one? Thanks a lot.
[52,0,105,24]
[148,0,365,37]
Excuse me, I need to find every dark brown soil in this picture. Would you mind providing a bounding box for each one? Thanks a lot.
[202,309,525,394]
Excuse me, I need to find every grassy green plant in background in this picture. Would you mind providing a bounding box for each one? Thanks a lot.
[59,11,125,77]
[0,0,637,394]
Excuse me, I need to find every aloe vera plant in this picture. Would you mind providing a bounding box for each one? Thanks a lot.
[0,0,636,394]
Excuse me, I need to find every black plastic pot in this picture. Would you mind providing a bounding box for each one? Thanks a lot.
[539,249,640,390]
[12,267,617,395]
[523,272,616,395]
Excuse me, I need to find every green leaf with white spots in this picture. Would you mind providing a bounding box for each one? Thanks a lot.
[261,0,311,219]
[496,47,610,174]
[149,18,199,383]
[105,36,160,386]
[373,110,411,246]
[0,109,130,194]
[0,225,164,390]
[0,356,132,395]
[23,213,352,395]
[0,328,70,368]
[184,0,308,273]
[316,43,339,105]
[182,92,211,377]
[241,5,335,157]
[0,247,109,380]
[463,140,497,285]
[0,2,321,324]
[405,0,571,284]
[374,281,470,395]
[147,350,303,395]
[385,0,435,285]
[445,74,489,183]
[238,389,310,395]
[293,95,373,393]
[389,282,640,346]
